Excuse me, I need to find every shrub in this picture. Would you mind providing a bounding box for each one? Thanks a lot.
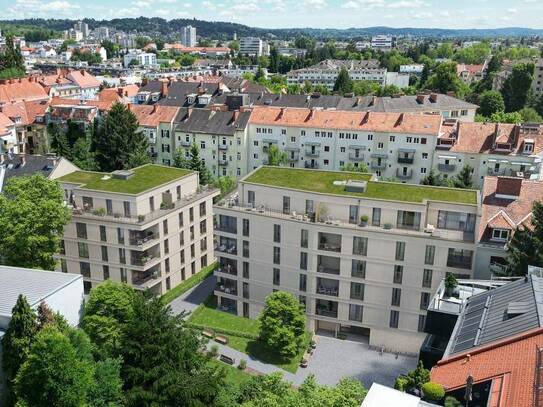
[422,382,445,402]
[209,344,219,357]
[238,359,247,370]
[360,215,369,223]
[92,207,106,216]
[394,375,410,391]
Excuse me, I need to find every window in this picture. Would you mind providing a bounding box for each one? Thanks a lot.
[99,225,107,242]
[299,274,307,292]
[179,212,184,227]
[393,265,403,284]
[492,228,510,241]
[120,268,127,283]
[352,260,366,278]
[305,199,315,215]
[425,245,435,265]
[447,248,473,269]
[378,142,384,149]
[163,219,169,235]
[420,292,431,310]
[353,237,368,256]
[243,262,249,278]
[390,135,395,142]
[123,201,131,217]
[395,242,405,261]
[179,231,184,246]
[300,252,308,270]
[164,238,169,254]
[76,222,87,239]
[80,262,90,278]
[199,201,206,217]
[149,196,155,211]
[372,208,381,226]
[422,153,428,159]
[418,315,426,332]
[106,199,113,215]
[438,211,476,232]
[243,241,249,258]
[101,246,108,261]
[391,288,401,306]
[200,219,207,234]
[102,265,110,280]
[389,310,399,328]
[273,224,281,243]
[84,281,92,294]
[117,228,125,244]
[165,258,170,273]
[349,304,363,322]
[60,240,66,255]
[189,207,194,222]
[349,205,359,224]
[283,196,291,214]
[397,210,421,230]
[176,185,181,200]
[243,219,250,236]
[299,295,307,311]
[248,190,255,206]
[273,268,280,285]
[422,269,433,288]
[301,229,308,248]
[273,247,281,264]
[78,242,89,259]
[119,248,126,264]
[350,282,364,300]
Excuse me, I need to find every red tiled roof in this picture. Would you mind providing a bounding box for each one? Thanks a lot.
[0,100,49,126]
[431,329,543,407]
[249,107,442,135]
[50,96,113,112]
[66,70,101,89]
[129,104,179,127]
[99,85,139,103]
[0,77,49,103]
[0,112,15,136]
[479,176,543,241]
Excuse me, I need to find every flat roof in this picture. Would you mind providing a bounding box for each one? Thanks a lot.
[0,266,82,318]
[244,167,478,204]
[57,164,193,195]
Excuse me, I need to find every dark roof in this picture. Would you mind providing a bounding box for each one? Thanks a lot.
[159,82,221,107]
[374,94,478,112]
[0,154,59,191]
[446,275,543,356]
[174,108,250,136]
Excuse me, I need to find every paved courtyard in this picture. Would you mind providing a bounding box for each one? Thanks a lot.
[169,275,216,317]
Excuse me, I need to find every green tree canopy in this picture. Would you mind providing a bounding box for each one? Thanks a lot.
[0,175,70,270]
[333,67,353,95]
[501,63,534,112]
[451,164,474,189]
[424,61,469,98]
[478,90,505,117]
[267,144,288,166]
[258,291,306,358]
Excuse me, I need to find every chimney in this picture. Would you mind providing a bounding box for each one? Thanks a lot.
[306,108,315,121]
[395,113,405,127]
[361,112,370,124]
[80,69,85,76]
[429,93,438,103]
[161,80,168,96]
[152,104,158,114]
[416,94,425,104]
[20,154,26,167]
[232,110,239,122]
[370,96,377,106]
[277,107,285,120]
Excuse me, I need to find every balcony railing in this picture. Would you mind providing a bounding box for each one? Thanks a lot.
[316,308,338,318]
[397,157,414,164]
[215,283,238,296]
[370,161,386,169]
[180,140,191,147]
[217,265,238,276]
[317,264,340,275]
[215,244,238,255]
[447,255,472,270]
[396,169,413,179]
[318,242,341,252]
[304,161,319,169]
[305,149,320,157]
[132,270,160,287]
[129,233,158,247]
[438,163,456,172]
[348,153,365,161]
[214,224,237,234]
[316,286,339,297]
[218,159,228,166]
[218,144,228,150]
[131,254,157,267]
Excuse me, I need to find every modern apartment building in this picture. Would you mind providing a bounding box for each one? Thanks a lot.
[213,166,480,354]
[180,25,197,48]
[371,35,394,52]
[287,60,386,90]
[247,107,442,184]
[239,37,265,57]
[56,164,219,295]
[123,51,157,68]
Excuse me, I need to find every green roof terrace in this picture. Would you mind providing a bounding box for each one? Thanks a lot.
[57,164,193,195]
[243,166,478,205]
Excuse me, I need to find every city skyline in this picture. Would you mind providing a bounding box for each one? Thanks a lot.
[1,0,543,30]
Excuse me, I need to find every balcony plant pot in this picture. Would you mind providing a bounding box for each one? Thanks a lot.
[384,223,392,230]
[138,215,145,222]
[359,215,369,227]
[300,358,308,368]
[444,273,458,297]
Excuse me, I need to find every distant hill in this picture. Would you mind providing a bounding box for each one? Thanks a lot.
[1,17,543,40]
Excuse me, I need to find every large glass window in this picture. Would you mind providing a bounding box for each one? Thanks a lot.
[273,247,280,264]
[397,210,421,230]
[395,241,405,261]
[300,252,308,270]
[350,282,364,300]
[353,237,368,256]
[393,265,403,284]
[349,304,363,322]
[351,259,366,278]
[273,224,281,243]
[391,288,401,306]
[78,242,89,259]
[437,211,476,232]
[299,274,307,292]
[301,229,308,248]
[76,222,87,239]
[447,248,473,269]
[349,205,359,224]
[422,269,433,288]
[389,310,399,328]
[425,245,435,265]
[243,219,249,236]
[273,268,280,285]
[283,196,291,214]
[372,208,381,226]
[420,292,431,310]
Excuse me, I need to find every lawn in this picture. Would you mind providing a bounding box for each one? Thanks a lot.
[189,296,309,374]
[208,359,253,387]
[161,262,217,304]
[57,164,192,194]
[245,166,478,204]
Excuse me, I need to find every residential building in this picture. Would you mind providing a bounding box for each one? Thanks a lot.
[164,44,231,57]
[213,166,480,354]
[66,70,101,99]
[532,58,543,95]
[399,64,425,75]
[456,62,487,84]
[56,164,219,295]
[247,107,442,183]
[430,275,543,407]
[434,122,543,187]
[474,176,543,278]
[0,112,16,154]
[287,60,387,90]
[73,20,89,38]
[239,37,264,57]
[180,25,197,48]
[129,104,180,165]
[123,51,157,68]
[95,26,110,40]
[371,35,394,52]
[0,76,49,104]
[0,153,79,192]
[173,107,251,178]
[0,100,49,154]
[362,383,439,406]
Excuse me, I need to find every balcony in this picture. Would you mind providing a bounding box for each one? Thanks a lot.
[305,149,320,157]
[132,266,161,288]
[304,161,319,169]
[288,153,300,162]
[216,277,238,296]
[180,140,191,147]
[348,153,365,161]
[317,255,340,275]
[318,232,342,252]
[316,277,339,297]
[396,168,413,179]
[130,252,158,267]
[446,255,472,270]
[438,163,456,172]
[397,156,414,164]
[218,257,238,276]
[214,215,237,234]
[218,159,228,166]
[214,236,237,255]
[218,144,228,150]
[129,230,158,247]
[315,299,338,318]
[370,161,386,170]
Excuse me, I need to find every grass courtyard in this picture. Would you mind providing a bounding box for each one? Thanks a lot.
[188,296,309,374]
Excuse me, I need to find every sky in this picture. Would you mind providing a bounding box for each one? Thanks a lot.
[1,0,543,30]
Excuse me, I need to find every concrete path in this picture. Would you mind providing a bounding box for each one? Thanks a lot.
[169,275,216,317]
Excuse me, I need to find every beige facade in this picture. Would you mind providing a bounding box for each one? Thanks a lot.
[56,165,219,295]
[213,167,480,354]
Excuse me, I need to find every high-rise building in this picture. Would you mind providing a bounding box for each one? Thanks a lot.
[181,25,197,47]
[74,20,89,38]
[95,26,109,40]
[239,37,264,56]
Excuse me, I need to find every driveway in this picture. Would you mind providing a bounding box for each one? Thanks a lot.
[169,275,216,317]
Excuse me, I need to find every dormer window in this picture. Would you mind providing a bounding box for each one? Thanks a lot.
[523,141,534,154]
[492,228,510,241]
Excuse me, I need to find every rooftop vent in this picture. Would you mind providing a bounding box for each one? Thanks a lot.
[111,170,134,180]
[344,180,367,193]
[505,301,530,320]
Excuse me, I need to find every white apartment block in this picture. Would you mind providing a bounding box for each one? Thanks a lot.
[287,60,387,90]
[239,37,264,57]
[181,25,197,48]
[532,59,543,96]
[213,166,480,354]
[247,107,442,184]
[371,35,394,51]
[56,164,219,295]
[123,51,157,68]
